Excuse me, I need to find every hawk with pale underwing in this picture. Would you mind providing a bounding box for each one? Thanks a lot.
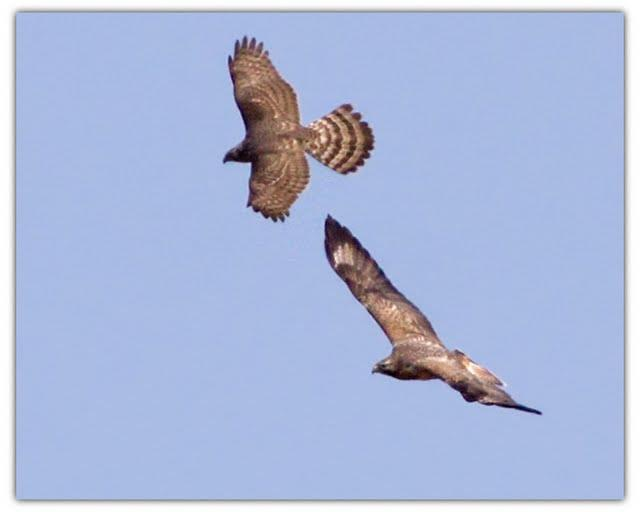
[324,216,541,415]
[224,37,374,221]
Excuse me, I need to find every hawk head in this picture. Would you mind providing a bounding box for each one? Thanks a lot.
[372,357,397,376]
[372,354,423,380]
[223,143,251,164]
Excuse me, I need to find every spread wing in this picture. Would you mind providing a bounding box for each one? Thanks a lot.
[248,142,310,222]
[324,216,443,347]
[228,36,301,131]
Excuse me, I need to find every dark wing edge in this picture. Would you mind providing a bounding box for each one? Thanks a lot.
[448,350,542,415]
[324,215,441,346]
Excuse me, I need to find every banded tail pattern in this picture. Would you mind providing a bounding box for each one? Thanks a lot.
[305,104,374,174]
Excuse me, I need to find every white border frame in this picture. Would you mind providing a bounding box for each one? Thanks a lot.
[4,2,633,510]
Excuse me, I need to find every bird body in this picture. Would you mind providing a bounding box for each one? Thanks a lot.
[224,37,374,221]
[324,215,541,415]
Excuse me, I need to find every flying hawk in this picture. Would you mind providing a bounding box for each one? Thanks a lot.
[324,216,541,415]
[224,37,374,221]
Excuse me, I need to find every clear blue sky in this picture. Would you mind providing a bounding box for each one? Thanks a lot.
[16,12,623,499]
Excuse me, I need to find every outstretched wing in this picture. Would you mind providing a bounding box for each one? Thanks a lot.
[248,143,310,222]
[228,36,300,131]
[324,216,443,347]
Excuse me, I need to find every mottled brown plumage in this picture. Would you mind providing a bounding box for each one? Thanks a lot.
[324,216,541,415]
[224,37,374,222]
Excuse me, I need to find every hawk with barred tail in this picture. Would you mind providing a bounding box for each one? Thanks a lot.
[324,216,542,415]
[224,36,374,221]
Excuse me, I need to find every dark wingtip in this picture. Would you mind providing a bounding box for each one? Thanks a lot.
[324,215,343,238]
[234,36,267,59]
[511,403,543,415]
[324,216,361,263]
[324,216,342,262]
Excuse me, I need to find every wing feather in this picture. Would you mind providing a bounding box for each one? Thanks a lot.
[248,144,309,222]
[324,216,442,347]
[228,36,300,131]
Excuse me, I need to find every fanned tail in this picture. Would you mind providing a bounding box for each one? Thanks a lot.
[305,104,374,174]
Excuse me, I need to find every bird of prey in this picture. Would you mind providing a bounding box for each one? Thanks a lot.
[224,37,374,222]
[324,216,542,415]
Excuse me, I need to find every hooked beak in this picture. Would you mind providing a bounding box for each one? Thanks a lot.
[371,364,380,374]
[223,153,230,164]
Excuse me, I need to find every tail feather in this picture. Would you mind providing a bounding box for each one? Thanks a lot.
[305,104,374,174]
